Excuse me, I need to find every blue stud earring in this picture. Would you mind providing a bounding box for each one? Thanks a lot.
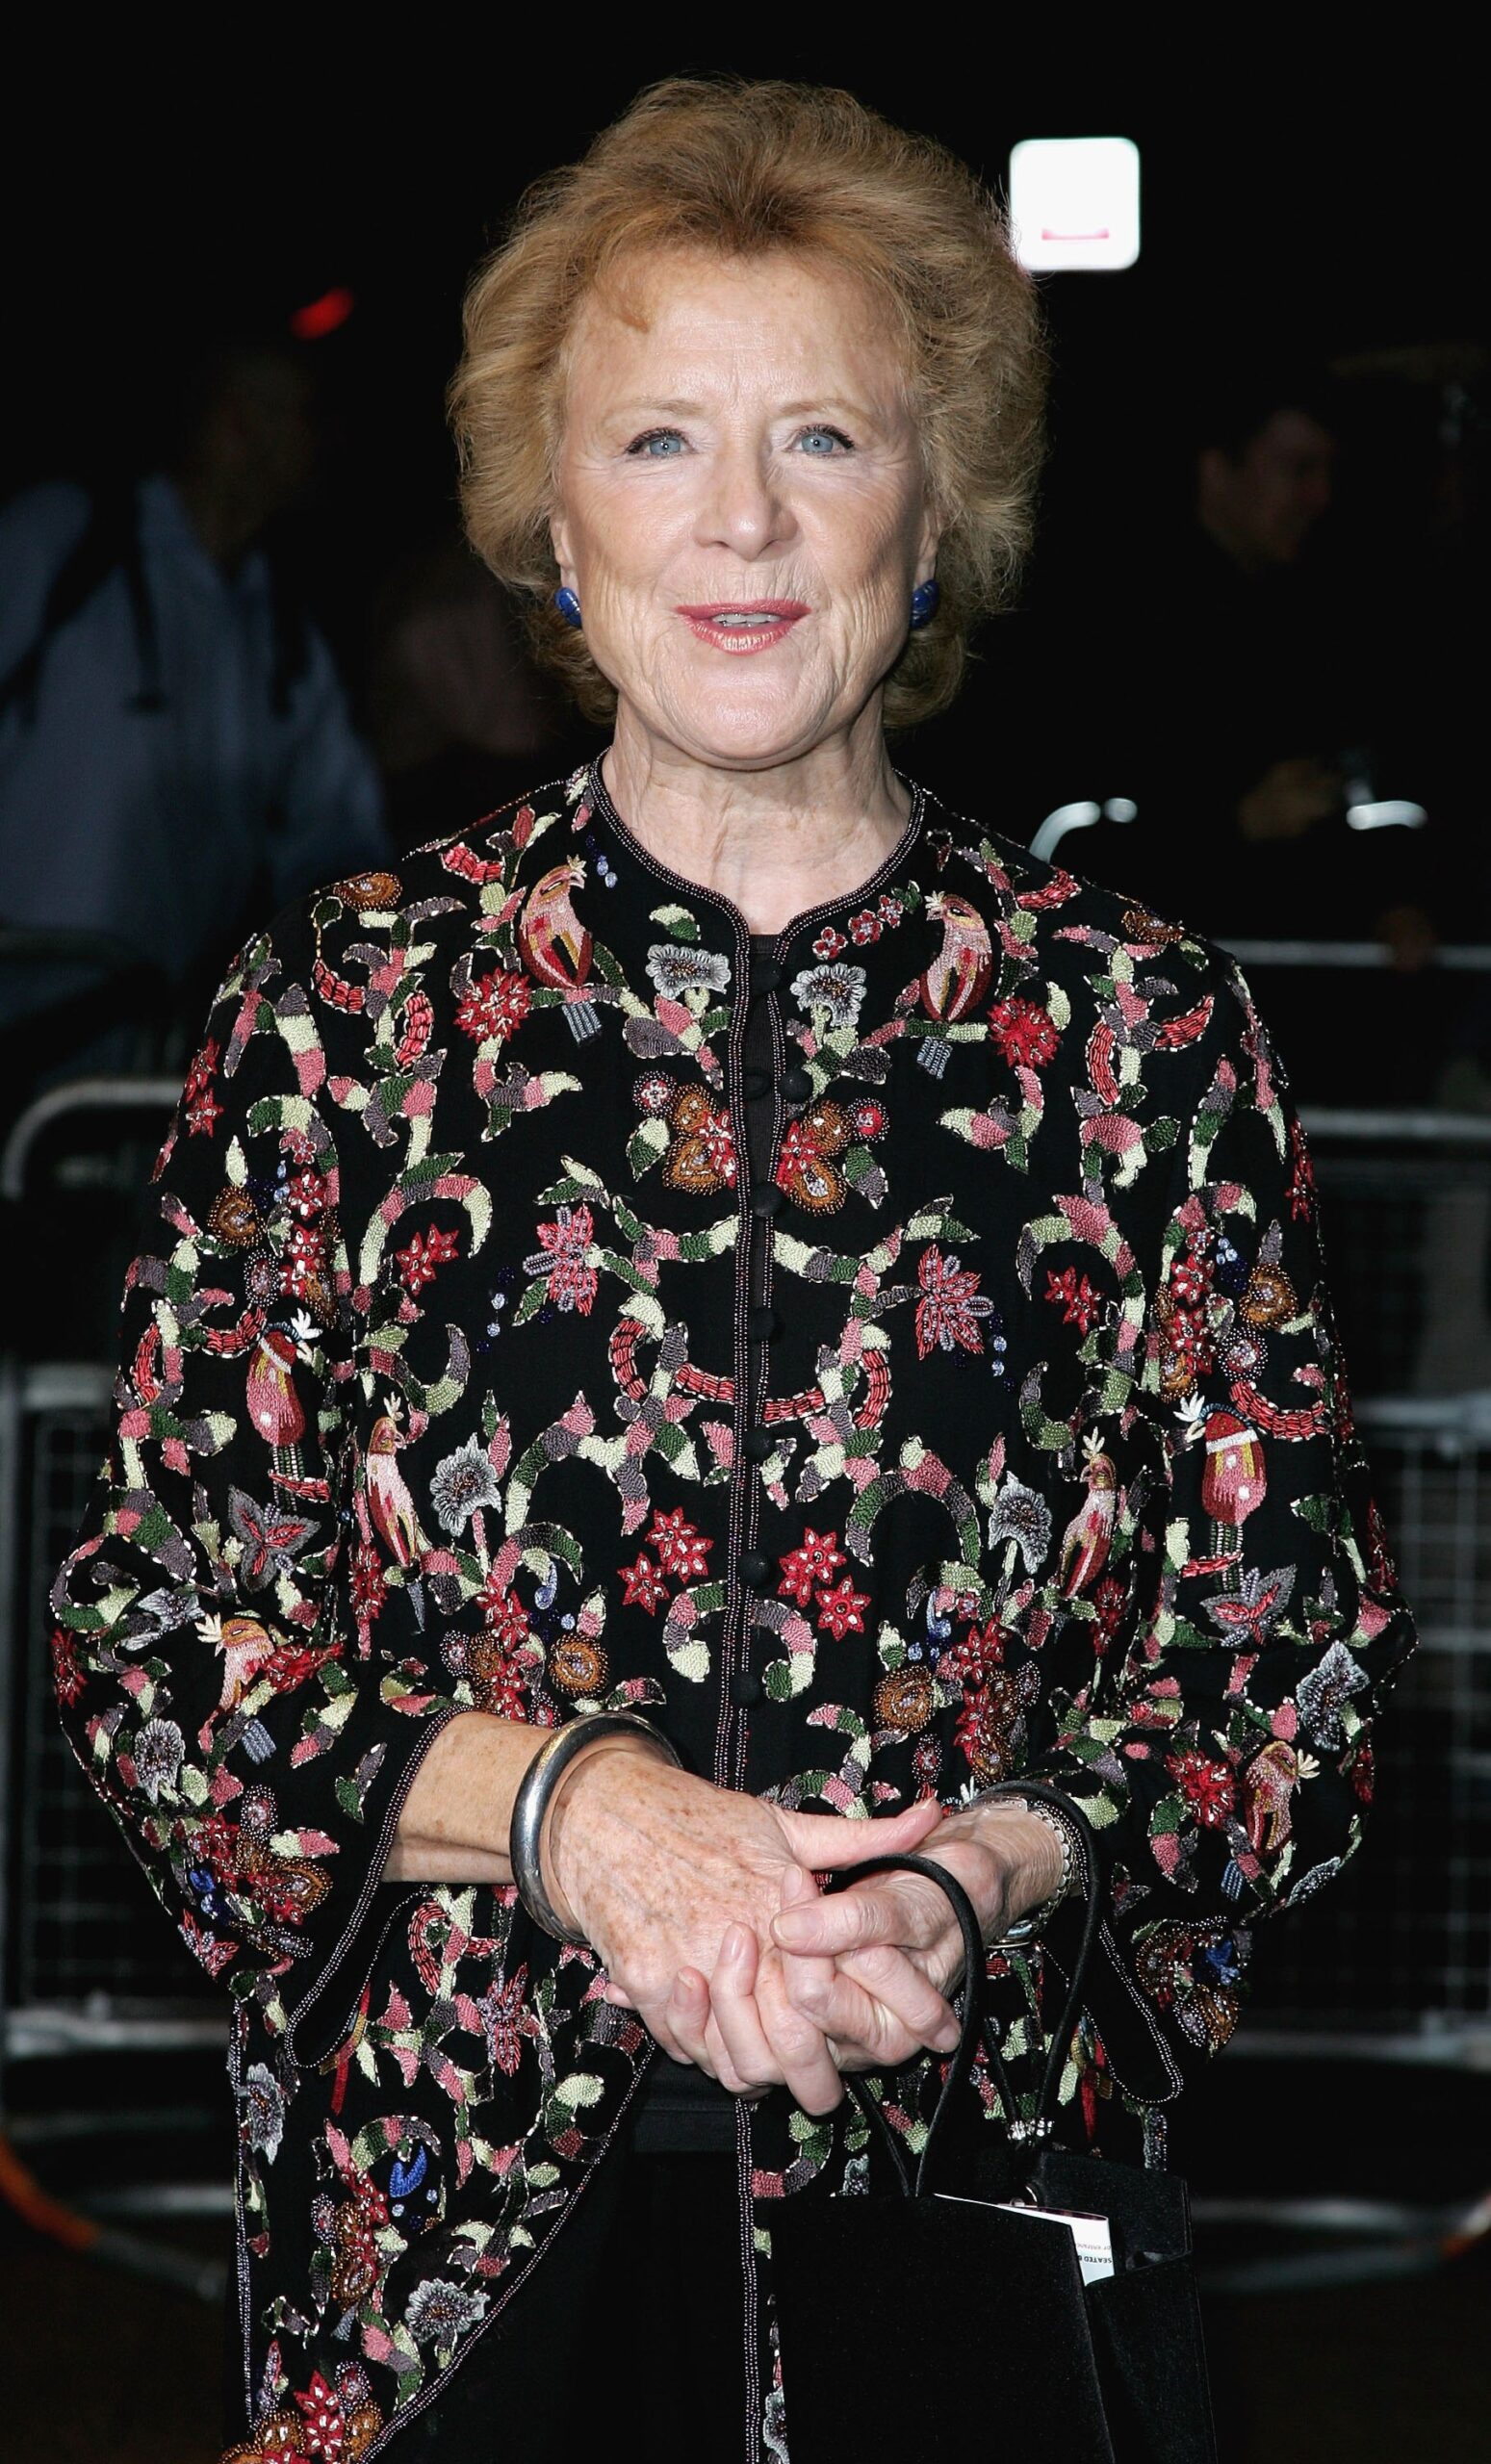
[553,586,582,629]
[910,578,939,630]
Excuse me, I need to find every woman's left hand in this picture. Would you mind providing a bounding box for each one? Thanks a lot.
[665,1799,1064,2085]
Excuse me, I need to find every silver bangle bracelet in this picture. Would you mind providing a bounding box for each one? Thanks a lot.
[508,1709,683,1945]
[990,1797,1083,1945]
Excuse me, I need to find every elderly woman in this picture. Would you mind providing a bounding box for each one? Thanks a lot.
[56,78,1413,2463]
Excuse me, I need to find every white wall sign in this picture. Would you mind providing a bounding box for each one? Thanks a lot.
[1009,137,1141,272]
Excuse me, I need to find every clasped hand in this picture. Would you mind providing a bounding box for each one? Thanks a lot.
[547,1748,1042,2116]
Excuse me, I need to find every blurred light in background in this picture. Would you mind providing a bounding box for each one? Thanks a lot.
[1009,138,1141,271]
[289,286,355,341]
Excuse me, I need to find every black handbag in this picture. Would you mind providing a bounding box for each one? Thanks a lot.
[769,1784,1218,2464]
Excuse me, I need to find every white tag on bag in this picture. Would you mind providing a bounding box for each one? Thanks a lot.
[937,2194,1116,2287]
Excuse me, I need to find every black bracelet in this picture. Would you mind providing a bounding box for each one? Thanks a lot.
[508,1709,682,1944]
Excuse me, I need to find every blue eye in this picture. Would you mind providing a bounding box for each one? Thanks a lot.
[628,429,685,458]
[796,426,853,456]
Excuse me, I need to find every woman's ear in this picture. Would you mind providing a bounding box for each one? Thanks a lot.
[549,506,574,587]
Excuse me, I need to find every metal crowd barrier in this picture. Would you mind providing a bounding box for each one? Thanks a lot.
[0,1076,226,2255]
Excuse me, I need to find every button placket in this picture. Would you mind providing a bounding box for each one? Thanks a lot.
[720,940,790,1782]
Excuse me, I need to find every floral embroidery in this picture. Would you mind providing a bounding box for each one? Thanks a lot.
[524,1202,598,1314]
[914,1246,993,1358]
[49,762,1414,2458]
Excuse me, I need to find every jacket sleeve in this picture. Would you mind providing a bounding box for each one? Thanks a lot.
[1024,964,1417,2069]
[51,917,458,2058]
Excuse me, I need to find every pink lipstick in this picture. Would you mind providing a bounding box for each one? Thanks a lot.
[676,601,810,654]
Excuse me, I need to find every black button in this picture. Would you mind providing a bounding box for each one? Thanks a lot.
[743,1424,774,1461]
[752,958,783,994]
[729,1670,764,1708]
[779,1066,812,1105]
[741,1067,771,1102]
[737,1551,770,1589]
[748,1305,778,1341]
[750,1182,784,1219]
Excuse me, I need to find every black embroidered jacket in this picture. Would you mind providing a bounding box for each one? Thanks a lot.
[54,762,1415,2458]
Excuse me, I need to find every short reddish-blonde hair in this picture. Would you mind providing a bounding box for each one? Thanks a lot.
[450,78,1046,728]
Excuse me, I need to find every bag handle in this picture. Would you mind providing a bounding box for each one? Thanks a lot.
[825,1786,1101,2194]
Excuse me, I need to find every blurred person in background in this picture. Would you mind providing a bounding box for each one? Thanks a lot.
[1073,365,1436,965]
[0,334,389,1073]
[366,525,581,851]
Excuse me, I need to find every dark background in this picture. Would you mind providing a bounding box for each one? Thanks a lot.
[9,46,1482,825]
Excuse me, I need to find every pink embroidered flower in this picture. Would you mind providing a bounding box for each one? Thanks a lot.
[989,997,1060,1069]
[1046,1266,1100,1333]
[1167,1749,1236,1828]
[397,1223,460,1295]
[914,1247,992,1359]
[455,971,530,1044]
[812,925,848,961]
[814,1575,870,1641]
[648,1508,711,1582]
[778,1528,846,1607]
[618,1553,668,1613]
[349,1534,386,1624]
[527,1204,598,1316]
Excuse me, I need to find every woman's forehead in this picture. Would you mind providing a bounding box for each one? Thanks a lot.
[568,248,905,387]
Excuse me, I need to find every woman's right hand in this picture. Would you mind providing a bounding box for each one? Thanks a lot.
[545,1743,948,2114]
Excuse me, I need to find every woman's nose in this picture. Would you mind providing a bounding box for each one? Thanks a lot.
[696,443,797,560]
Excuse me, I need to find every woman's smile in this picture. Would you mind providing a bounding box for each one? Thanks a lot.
[675,599,811,654]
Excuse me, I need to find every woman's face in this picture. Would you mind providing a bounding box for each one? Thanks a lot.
[551,250,938,771]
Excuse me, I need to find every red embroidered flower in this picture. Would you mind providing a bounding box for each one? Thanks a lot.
[648,1508,712,1582]
[1170,1251,1212,1308]
[914,1247,991,1359]
[778,1528,846,1606]
[294,2370,344,2457]
[282,1165,326,1221]
[283,1220,327,1299]
[183,1039,222,1137]
[397,1223,460,1295]
[1167,1749,1236,1827]
[940,1618,1008,1687]
[848,1098,886,1140]
[848,910,881,945]
[878,893,904,927]
[812,925,848,961]
[471,1639,528,1719]
[1046,1266,1100,1332]
[477,1575,529,1646]
[455,971,530,1044]
[51,1625,86,1707]
[988,997,1060,1069]
[814,1575,870,1641]
[528,1204,598,1316]
[1093,1577,1128,1643]
[618,1553,668,1613]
